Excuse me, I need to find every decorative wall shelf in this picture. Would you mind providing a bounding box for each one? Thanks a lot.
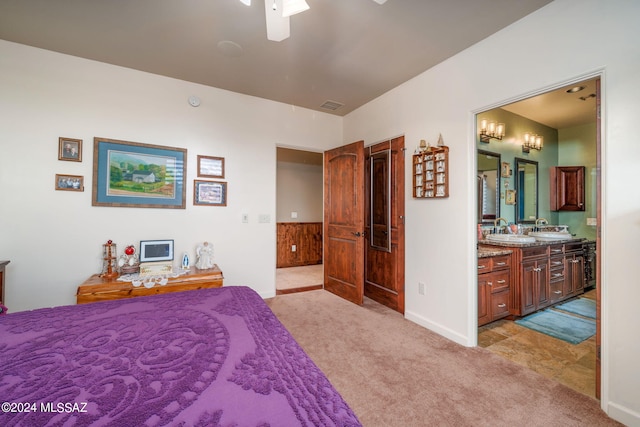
[412,146,449,198]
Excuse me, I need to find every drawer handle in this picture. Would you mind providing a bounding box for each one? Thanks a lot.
[497,303,506,308]
[534,267,541,272]
[495,262,506,266]
[478,265,487,269]
[553,261,562,265]
[553,273,563,277]
[554,290,562,294]
[496,280,506,284]
[552,249,562,253]
[487,281,493,286]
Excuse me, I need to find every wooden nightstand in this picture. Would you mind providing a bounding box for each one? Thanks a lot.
[76,265,223,304]
[0,260,9,305]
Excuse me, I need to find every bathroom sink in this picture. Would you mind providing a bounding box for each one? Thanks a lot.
[486,234,536,243]
[528,231,573,241]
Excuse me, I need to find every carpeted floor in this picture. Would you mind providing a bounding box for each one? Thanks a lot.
[266,289,620,427]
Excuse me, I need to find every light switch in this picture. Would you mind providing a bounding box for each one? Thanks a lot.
[241,213,249,223]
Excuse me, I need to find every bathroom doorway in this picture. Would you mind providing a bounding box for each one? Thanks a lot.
[275,147,324,294]
[475,75,602,398]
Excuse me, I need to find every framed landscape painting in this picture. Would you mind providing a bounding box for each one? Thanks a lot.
[92,137,187,208]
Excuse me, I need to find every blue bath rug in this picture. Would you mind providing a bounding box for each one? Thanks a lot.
[553,298,596,319]
[515,309,596,344]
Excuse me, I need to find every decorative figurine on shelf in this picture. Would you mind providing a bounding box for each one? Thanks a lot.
[181,252,190,270]
[118,244,140,274]
[195,241,214,270]
[437,133,444,147]
[101,240,119,279]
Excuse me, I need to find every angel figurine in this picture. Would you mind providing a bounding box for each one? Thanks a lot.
[195,241,214,269]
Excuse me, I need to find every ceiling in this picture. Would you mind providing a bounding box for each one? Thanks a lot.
[0,0,554,116]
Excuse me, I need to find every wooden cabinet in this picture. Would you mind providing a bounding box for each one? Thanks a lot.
[76,265,223,304]
[480,241,586,317]
[412,146,449,198]
[0,260,9,305]
[478,254,511,326]
[550,166,585,211]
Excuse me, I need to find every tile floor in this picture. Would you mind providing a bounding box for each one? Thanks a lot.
[478,288,597,398]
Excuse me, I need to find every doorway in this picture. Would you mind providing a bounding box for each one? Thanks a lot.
[323,137,406,313]
[275,147,324,294]
[475,76,601,398]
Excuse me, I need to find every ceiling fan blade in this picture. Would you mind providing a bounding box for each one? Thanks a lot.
[265,0,290,41]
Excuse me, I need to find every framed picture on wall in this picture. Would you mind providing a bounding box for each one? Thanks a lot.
[501,161,512,178]
[55,174,84,191]
[197,155,225,179]
[92,137,187,208]
[194,180,227,206]
[58,137,82,162]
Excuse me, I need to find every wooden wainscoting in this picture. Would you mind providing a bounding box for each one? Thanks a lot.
[277,222,322,268]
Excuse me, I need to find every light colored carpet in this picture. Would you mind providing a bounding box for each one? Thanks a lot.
[276,264,323,290]
[266,290,620,427]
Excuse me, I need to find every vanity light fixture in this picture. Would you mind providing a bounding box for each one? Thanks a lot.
[522,132,543,152]
[479,119,505,143]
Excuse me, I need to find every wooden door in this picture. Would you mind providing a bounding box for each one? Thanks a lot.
[364,137,405,313]
[595,77,601,399]
[323,141,365,305]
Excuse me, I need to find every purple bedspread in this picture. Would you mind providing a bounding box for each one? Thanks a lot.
[0,286,361,426]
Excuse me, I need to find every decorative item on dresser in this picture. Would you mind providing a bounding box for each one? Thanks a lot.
[76,265,224,304]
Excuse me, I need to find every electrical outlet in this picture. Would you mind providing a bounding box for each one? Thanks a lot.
[291,211,298,219]
[587,217,597,226]
[291,245,297,252]
[418,282,425,295]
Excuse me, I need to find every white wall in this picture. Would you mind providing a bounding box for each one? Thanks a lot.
[344,0,640,424]
[276,161,323,223]
[0,40,342,309]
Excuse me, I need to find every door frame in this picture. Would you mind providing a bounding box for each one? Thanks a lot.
[471,70,605,398]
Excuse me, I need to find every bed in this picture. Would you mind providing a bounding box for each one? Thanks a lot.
[0,286,361,426]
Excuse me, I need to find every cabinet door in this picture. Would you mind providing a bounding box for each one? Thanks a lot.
[536,259,551,309]
[521,259,538,315]
[567,254,585,295]
[478,275,491,326]
[550,166,585,211]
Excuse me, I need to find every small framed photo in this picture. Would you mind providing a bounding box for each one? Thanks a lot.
[197,155,225,178]
[194,180,227,206]
[501,161,512,178]
[506,189,516,205]
[55,174,84,191]
[58,137,82,162]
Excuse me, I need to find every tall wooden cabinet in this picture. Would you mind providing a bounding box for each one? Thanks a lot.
[412,146,449,198]
[550,166,585,211]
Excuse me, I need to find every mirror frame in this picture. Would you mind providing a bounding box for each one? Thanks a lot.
[477,149,501,224]
[514,157,539,224]
[370,148,391,252]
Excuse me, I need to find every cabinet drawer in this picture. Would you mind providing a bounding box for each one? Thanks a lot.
[522,245,548,259]
[492,255,511,270]
[550,280,564,301]
[488,271,510,293]
[477,258,491,272]
[549,256,564,270]
[491,290,510,320]
[549,244,564,256]
[564,241,583,252]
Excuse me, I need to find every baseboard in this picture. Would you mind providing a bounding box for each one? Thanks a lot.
[405,310,470,347]
[607,401,640,427]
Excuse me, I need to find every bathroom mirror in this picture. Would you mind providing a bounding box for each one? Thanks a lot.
[477,150,500,224]
[515,157,538,223]
[370,149,391,252]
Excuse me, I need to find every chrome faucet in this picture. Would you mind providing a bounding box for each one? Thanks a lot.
[493,217,507,234]
[535,217,548,231]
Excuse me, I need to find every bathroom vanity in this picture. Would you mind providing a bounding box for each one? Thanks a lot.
[478,238,585,319]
